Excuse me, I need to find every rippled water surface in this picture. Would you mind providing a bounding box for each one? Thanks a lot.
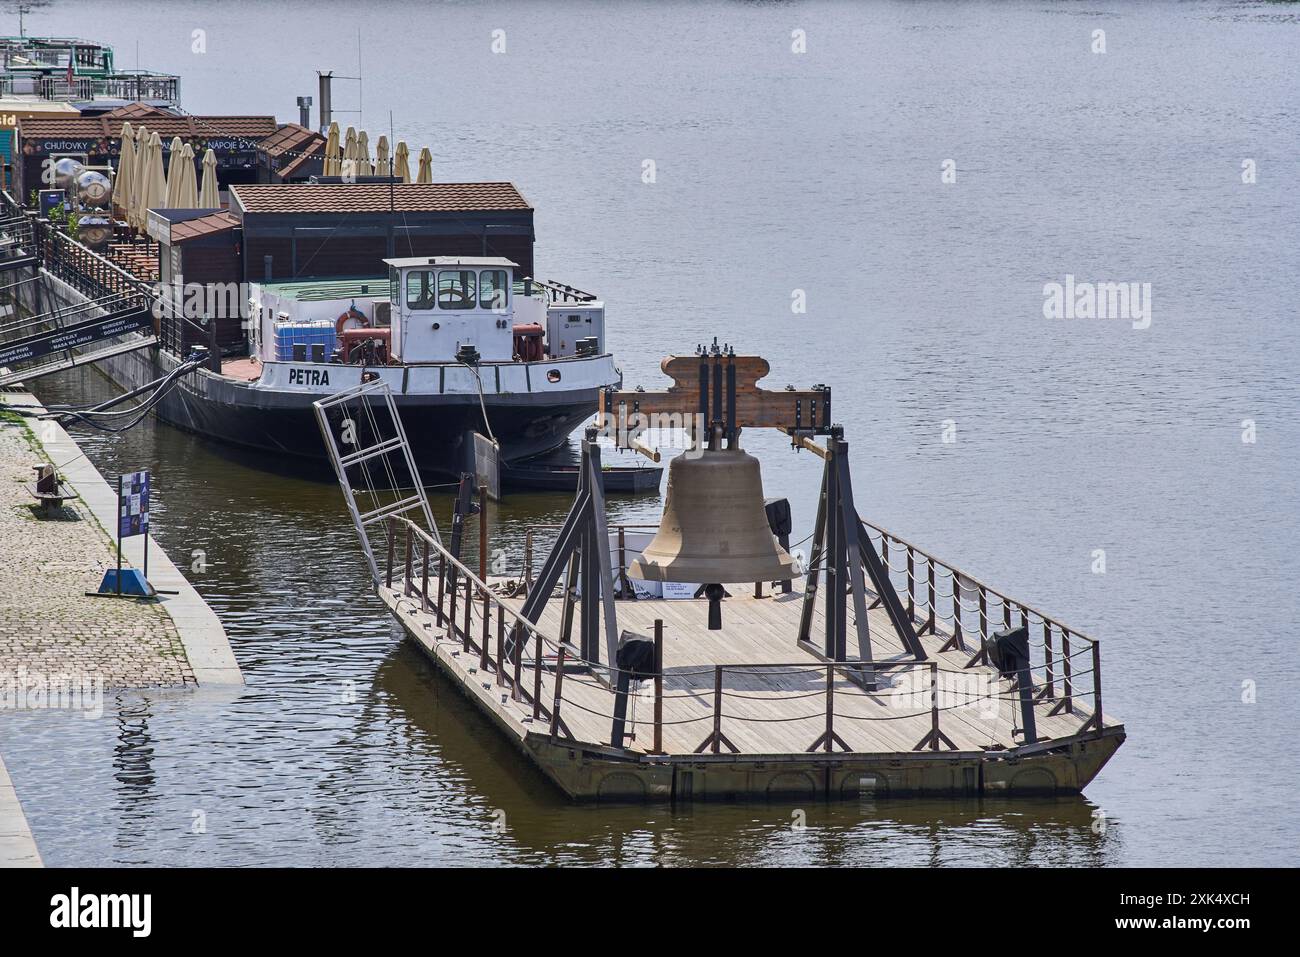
[1,0,1297,866]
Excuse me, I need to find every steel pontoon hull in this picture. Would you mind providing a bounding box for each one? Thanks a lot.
[94,343,606,478]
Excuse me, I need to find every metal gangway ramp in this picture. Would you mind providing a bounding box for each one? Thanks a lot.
[313,380,441,585]
[0,198,165,388]
[0,286,157,389]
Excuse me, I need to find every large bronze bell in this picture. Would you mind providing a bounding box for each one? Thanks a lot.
[629,445,798,587]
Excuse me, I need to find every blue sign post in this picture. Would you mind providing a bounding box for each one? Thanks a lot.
[118,470,149,593]
[98,469,154,597]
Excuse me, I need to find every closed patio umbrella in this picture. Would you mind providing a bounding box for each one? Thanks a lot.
[416,147,432,184]
[199,148,219,208]
[375,135,390,177]
[129,125,150,230]
[393,141,410,183]
[164,136,185,207]
[357,130,372,177]
[341,126,358,181]
[141,132,166,227]
[114,121,135,219]
[177,144,199,209]
[323,121,340,176]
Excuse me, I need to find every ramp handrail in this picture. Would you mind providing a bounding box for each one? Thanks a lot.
[386,514,575,730]
[0,188,221,373]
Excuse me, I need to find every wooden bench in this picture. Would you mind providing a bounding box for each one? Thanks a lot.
[27,464,75,517]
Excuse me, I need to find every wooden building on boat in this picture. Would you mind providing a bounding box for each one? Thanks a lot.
[227,181,535,283]
[145,207,246,354]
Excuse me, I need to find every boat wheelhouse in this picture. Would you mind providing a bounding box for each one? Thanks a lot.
[235,255,613,399]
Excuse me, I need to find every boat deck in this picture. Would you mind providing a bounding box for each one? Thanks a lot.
[218,356,261,381]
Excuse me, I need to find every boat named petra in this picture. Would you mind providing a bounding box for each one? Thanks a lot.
[142,255,620,477]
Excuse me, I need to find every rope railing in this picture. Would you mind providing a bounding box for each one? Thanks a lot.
[390,509,1110,757]
[861,520,1097,646]
[550,658,1088,755]
[522,519,1101,714]
[514,516,1105,738]
[860,518,1102,720]
[388,515,1107,755]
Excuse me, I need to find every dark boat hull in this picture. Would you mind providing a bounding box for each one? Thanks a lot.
[500,463,663,493]
[95,344,603,480]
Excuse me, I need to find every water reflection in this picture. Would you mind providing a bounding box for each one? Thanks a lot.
[111,696,157,864]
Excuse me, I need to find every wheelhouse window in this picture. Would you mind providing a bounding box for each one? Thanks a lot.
[405,269,436,310]
[478,269,509,311]
[438,270,477,309]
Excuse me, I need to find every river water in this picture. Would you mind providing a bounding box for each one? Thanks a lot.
[2,0,1297,866]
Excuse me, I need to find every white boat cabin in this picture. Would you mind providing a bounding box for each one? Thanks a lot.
[387,256,518,363]
[246,256,606,371]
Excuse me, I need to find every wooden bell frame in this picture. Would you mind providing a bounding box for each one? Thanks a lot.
[514,345,925,691]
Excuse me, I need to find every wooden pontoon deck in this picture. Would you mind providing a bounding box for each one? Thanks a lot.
[378,556,1124,802]
[501,586,1116,754]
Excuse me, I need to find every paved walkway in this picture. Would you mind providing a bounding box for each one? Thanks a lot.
[1,386,246,867]
[0,389,243,686]
[0,403,196,688]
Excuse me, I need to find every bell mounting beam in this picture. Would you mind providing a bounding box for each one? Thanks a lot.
[599,343,832,450]
[511,427,620,672]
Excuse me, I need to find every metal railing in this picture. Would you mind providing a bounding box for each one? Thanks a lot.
[96,73,181,104]
[41,227,151,301]
[386,515,571,734]
[32,72,181,104]
[0,214,36,265]
[517,277,599,304]
[391,516,1106,755]
[860,518,1101,723]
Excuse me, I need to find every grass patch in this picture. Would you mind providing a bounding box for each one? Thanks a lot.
[0,407,49,460]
